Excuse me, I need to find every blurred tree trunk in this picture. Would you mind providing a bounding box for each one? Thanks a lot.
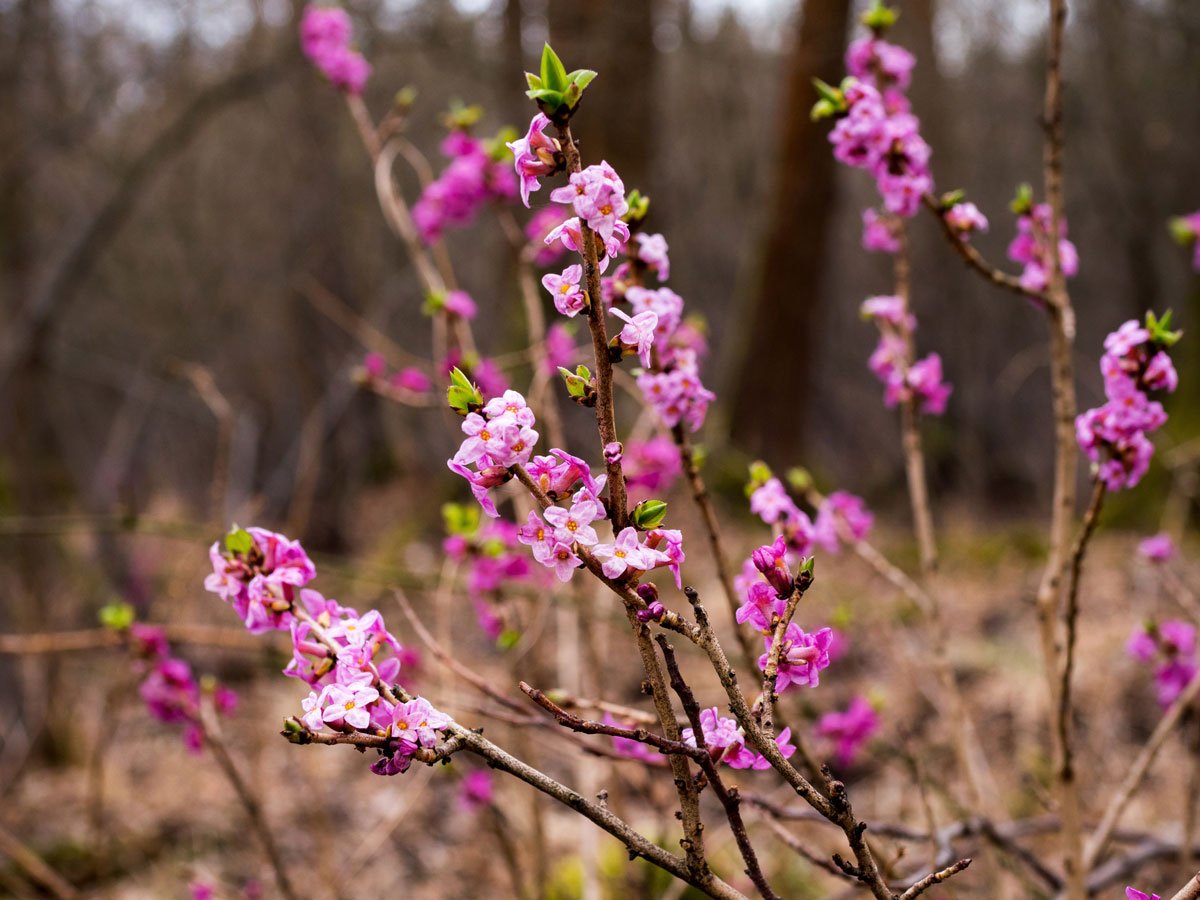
[548,0,657,190]
[728,0,851,461]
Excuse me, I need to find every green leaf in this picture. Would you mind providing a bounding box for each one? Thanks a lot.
[940,189,966,209]
[422,290,446,316]
[497,628,522,651]
[631,499,669,530]
[98,602,135,631]
[745,460,774,496]
[785,467,812,492]
[1010,183,1034,215]
[225,525,253,556]
[540,43,569,93]
[442,502,480,537]
[1169,216,1197,246]
[525,72,543,91]
[861,0,899,30]
[559,366,588,399]
[810,98,837,122]
[811,77,842,105]
[562,82,582,109]
[1146,309,1183,347]
[447,367,483,415]
[526,88,565,108]
[568,69,598,90]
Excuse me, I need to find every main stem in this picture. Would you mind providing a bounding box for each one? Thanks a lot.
[1037,1,1083,896]
[554,121,630,529]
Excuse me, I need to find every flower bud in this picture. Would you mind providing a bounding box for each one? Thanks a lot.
[752,539,794,598]
[604,441,623,465]
[636,582,660,605]
[636,601,666,623]
[631,499,668,530]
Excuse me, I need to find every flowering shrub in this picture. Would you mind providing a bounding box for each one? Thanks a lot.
[105,3,1197,898]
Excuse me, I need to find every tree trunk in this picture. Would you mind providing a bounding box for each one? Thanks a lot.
[728,0,852,462]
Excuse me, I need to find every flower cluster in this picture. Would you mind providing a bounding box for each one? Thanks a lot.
[357,352,433,397]
[622,437,683,501]
[827,30,931,218]
[299,5,370,95]
[204,527,317,633]
[816,696,880,768]
[682,707,797,769]
[861,295,951,416]
[448,390,540,517]
[1127,619,1197,707]
[1075,314,1180,490]
[443,505,547,641]
[129,622,237,753]
[550,161,630,256]
[1006,201,1079,294]
[413,132,517,244]
[208,527,450,776]
[747,472,873,558]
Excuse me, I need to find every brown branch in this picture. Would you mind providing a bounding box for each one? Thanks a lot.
[519,680,699,760]
[0,824,79,899]
[1083,666,1200,870]
[896,858,972,900]
[200,699,298,900]
[553,121,629,529]
[1172,872,1200,900]
[760,579,809,741]
[921,194,1045,302]
[656,637,781,900]
[672,423,759,676]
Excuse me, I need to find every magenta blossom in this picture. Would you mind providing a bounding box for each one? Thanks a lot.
[542,265,586,317]
[634,232,671,280]
[506,113,560,207]
[816,696,880,767]
[1125,889,1160,900]
[458,770,495,812]
[1138,533,1176,563]
[299,5,371,95]
[862,208,900,253]
[760,624,834,692]
[593,527,666,580]
[610,307,658,367]
[944,202,988,237]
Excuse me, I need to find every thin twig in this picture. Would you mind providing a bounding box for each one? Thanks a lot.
[199,699,298,900]
[0,824,79,899]
[657,637,782,900]
[896,857,972,900]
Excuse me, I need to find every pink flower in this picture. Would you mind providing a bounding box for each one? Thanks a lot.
[392,367,432,393]
[907,353,952,415]
[760,625,834,692]
[862,208,900,253]
[444,290,477,320]
[1126,888,1160,900]
[543,323,578,373]
[527,206,571,266]
[1138,533,1176,563]
[516,510,556,565]
[550,161,629,252]
[623,437,682,500]
[610,307,658,367]
[458,771,494,812]
[543,497,602,548]
[391,696,451,749]
[299,6,370,95]
[634,232,670,280]
[320,683,380,730]
[816,696,880,767]
[813,491,874,553]
[645,528,686,588]
[542,265,586,317]
[593,527,661,579]
[547,542,583,582]
[506,113,560,207]
[750,478,799,525]
[944,202,989,237]
[860,294,915,331]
